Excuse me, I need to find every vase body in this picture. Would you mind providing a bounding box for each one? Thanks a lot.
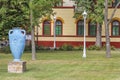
[9,28,26,61]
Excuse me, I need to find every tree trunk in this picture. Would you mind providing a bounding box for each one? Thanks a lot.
[30,0,36,60]
[104,1,120,58]
[95,23,102,47]
[104,0,111,58]
[31,27,36,60]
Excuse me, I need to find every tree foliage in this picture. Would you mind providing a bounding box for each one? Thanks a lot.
[0,0,62,60]
[0,0,61,39]
[104,0,120,58]
[73,0,120,57]
[0,0,30,39]
[73,0,105,48]
[73,0,105,24]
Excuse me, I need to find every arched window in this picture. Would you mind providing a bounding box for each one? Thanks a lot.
[55,20,62,36]
[43,20,51,36]
[89,21,97,36]
[77,20,84,36]
[112,20,120,36]
[112,0,120,7]
[54,1,63,7]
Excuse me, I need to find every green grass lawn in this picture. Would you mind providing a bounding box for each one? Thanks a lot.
[1,50,120,80]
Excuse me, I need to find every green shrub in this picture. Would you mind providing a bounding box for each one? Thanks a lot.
[60,44,73,51]
[88,45,101,50]
[24,45,31,51]
[44,47,50,50]
[87,45,116,51]
[36,45,45,50]
[78,46,83,50]
[111,46,116,50]
[73,46,83,51]
[101,45,106,50]
[101,45,116,50]
[0,46,11,54]
[36,45,51,51]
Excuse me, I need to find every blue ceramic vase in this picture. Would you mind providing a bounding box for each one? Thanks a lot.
[9,28,26,62]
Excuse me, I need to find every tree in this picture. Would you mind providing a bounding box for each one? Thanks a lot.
[29,0,62,60]
[73,0,104,47]
[74,0,120,57]
[0,0,62,60]
[104,0,120,57]
[0,0,30,40]
[91,0,104,47]
[104,0,110,57]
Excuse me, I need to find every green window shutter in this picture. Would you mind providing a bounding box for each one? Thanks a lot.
[90,25,96,36]
[81,25,84,35]
[56,25,62,35]
[113,0,120,7]
[112,21,119,36]
[44,25,50,35]
[89,22,96,36]
[78,25,84,36]
[78,26,81,35]
[55,20,62,36]
[43,20,50,36]
[77,20,84,36]
[55,27,58,35]
[58,26,62,35]
[113,26,119,36]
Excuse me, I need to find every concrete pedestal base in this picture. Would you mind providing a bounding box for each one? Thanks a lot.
[8,61,26,73]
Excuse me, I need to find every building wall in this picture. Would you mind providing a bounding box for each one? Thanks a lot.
[35,2,120,48]
[63,0,75,6]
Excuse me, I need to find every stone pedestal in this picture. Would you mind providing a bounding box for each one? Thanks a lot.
[8,61,26,73]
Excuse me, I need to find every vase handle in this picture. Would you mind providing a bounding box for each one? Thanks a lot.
[9,30,13,35]
[21,30,26,36]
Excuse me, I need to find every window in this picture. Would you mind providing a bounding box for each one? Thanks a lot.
[112,20,120,36]
[43,20,51,36]
[55,20,62,36]
[54,1,63,7]
[112,0,120,7]
[77,20,84,36]
[89,22,97,36]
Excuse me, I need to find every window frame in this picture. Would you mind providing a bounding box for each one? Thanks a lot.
[88,21,97,36]
[76,20,84,36]
[42,20,51,36]
[55,20,62,36]
[54,0,63,7]
[112,0,120,7]
[111,20,120,36]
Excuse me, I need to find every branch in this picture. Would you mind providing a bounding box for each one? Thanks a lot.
[107,1,120,25]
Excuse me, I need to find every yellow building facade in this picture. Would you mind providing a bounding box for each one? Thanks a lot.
[35,0,120,48]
